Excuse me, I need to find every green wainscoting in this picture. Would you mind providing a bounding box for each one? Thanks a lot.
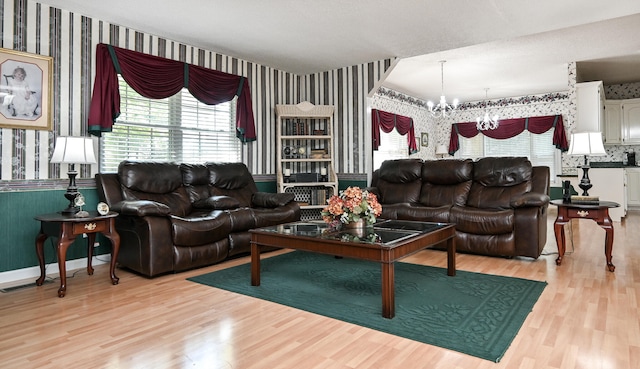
[0,188,106,273]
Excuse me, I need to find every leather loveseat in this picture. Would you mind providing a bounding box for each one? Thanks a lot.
[96,161,300,277]
[369,157,550,259]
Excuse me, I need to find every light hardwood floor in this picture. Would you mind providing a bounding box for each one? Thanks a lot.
[1,210,639,369]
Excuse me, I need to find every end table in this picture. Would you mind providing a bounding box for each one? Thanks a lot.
[550,199,619,272]
[34,211,120,297]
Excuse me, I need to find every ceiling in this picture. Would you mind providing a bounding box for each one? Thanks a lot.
[41,0,640,103]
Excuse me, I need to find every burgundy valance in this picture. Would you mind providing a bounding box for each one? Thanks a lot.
[371,109,418,155]
[448,115,568,154]
[88,43,256,142]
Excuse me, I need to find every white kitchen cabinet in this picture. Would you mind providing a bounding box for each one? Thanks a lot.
[575,81,605,133]
[622,98,640,144]
[603,100,622,144]
[627,168,640,207]
[588,167,626,221]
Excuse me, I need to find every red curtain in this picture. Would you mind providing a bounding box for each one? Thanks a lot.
[448,115,568,154]
[87,44,256,142]
[371,109,418,155]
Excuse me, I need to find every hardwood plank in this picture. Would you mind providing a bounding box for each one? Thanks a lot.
[1,210,639,368]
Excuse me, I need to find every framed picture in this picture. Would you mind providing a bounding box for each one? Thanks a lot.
[0,48,53,130]
[421,132,429,147]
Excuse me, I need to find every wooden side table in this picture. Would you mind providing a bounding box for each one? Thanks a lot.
[34,211,120,297]
[550,199,619,272]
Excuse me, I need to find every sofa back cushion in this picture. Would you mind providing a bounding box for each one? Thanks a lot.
[180,163,211,203]
[419,159,473,207]
[118,160,192,216]
[374,159,423,204]
[207,162,258,207]
[467,157,533,209]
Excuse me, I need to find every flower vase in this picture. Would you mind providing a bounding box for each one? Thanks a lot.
[342,218,372,238]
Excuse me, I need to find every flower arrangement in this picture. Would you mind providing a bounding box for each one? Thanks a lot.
[321,186,382,227]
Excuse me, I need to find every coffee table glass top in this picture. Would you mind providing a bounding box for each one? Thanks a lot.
[255,219,449,246]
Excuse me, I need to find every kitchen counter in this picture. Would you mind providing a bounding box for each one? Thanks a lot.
[590,161,639,168]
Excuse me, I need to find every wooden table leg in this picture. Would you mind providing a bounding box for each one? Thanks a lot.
[381,262,395,319]
[86,233,96,276]
[56,237,75,298]
[446,237,456,276]
[597,213,615,272]
[102,226,120,285]
[554,218,567,266]
[251,242,261,286]
[35,232,48,286]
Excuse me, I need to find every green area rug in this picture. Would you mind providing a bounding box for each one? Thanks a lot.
[187,251,546,362]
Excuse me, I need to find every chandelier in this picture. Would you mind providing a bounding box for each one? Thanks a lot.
[476,88,499,130]
[427,60,458,117]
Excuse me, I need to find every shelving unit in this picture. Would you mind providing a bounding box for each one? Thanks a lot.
[276,101,337,220]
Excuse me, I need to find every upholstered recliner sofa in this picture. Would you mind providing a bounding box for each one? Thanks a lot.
[369,157,550,259]
[96,161,300,277]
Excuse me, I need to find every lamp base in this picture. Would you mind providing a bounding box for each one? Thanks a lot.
[61,168,80,214]
[578,166,593,196]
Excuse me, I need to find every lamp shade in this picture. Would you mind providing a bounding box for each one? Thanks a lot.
[50,137,97,164]
[567,132,606,157]
[436,144,449,155]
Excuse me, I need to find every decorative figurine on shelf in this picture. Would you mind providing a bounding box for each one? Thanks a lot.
[283,168,291,183]
[320,167,328,182]
[73,193,90,217]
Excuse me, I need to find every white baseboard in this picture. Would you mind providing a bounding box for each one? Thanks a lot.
[0,255,111,287]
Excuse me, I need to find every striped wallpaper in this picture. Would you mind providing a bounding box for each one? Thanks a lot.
[0,0,393,185]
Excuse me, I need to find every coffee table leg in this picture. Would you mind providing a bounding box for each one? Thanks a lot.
[381,262,395,319]
[251,242,261,286]
[446,237,456,276]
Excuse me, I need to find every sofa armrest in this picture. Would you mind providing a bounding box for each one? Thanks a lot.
[111,200,171,217]
[193,195,240,210]
[510,192,550,208]
[252,192,295,208]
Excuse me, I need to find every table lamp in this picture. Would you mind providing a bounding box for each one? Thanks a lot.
[436,144,449,158]
[567,132,606,196]
[50,136,97,213]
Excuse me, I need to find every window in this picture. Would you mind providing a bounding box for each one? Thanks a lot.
[456,130,560,183]
[373,129,407,170]
[100,76,239,172]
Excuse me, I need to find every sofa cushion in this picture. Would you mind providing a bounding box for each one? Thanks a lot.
[193,196,241,210]
[449,206,514,235]
[170,211,232,247]
[119,161,182,194]
[207,162,258,207]
[181,163,211,203]
[118,161,192,216]
[419,160,473,207]
[252,192,295,208]
[375,159,423,204]
[467,157,533,209]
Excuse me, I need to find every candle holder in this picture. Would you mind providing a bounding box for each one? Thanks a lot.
[320,168,328,182]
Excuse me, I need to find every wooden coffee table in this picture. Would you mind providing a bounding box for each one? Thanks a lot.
[250,220,456,319]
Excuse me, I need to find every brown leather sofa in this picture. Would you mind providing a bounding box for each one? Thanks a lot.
[369,157,550,259]
[96,161,300,277]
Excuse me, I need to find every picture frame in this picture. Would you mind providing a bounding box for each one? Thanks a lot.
[0,48,53,130]
[421,132,429,147]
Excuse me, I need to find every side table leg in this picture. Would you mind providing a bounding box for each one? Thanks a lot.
[599,215,615,272]
[86,233,96,275]
[35,232,48,286]
[56,238,74,298]
[554,220,567,266]
[102,230,120,285]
